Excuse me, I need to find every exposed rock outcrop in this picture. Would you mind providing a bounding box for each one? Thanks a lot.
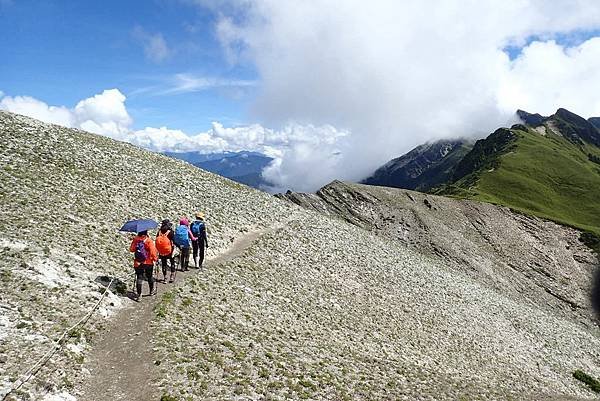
[278,181,599,326]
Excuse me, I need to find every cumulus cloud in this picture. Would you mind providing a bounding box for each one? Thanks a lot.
[0,95,74,127]
[0,89,345,190]
[498,38,600,116]
[132,26,171,63]
[125,121,346,177]
[74,89,132,138]
[196,0,600,190]
[0,89,132,138]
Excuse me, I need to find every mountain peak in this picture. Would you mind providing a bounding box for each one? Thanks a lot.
[550,108,600,147]
[516,109,547,126]
[555,107,588,123]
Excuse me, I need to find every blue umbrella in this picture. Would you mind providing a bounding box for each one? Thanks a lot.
[119,219,158,233]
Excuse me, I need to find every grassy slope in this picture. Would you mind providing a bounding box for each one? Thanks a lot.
[448,126,600,236]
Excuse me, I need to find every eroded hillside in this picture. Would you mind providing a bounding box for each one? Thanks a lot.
[278,181,599,327]
[156,194,600,400]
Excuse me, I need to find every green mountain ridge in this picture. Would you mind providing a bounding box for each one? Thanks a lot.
[362,139,474,191]
[365,108,600,238]
[437,109,600,237]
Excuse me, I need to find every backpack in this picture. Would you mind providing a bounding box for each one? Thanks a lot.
[134,239,149,262]
[191,221,205,236]
[156,230,172,256]
[174,225,190,247]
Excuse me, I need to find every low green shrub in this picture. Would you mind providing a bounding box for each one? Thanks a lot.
[573,370,600,392]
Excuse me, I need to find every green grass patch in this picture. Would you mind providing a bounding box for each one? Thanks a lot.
[441,127,600,239]
[573,370,600,392]
[156,290,176,318]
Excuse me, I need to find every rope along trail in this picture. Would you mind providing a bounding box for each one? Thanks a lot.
[1,273,133,401]
[76,226,278,401]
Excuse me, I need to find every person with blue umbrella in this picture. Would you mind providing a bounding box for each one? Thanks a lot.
[120,219,159,300]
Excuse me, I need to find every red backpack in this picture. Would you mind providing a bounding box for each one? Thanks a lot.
[156,231,172,256]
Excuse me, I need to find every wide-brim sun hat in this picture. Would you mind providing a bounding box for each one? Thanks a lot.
[195,212,205,219]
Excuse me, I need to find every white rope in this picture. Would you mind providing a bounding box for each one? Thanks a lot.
[2,272,134,400]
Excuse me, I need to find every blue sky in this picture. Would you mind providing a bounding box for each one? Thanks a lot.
[2,1,600,192]
[503,29,600,60]
[0,0,255,132]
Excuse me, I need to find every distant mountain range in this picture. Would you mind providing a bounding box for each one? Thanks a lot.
[164,150,273,189]
[364,108,600,237]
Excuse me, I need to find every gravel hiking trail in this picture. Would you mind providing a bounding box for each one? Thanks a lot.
[77,227,274,401]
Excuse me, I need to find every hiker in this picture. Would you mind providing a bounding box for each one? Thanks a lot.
[156,219,176,283]
[129,230,158,300]
[173,218,196,272]
[191,212,209,268]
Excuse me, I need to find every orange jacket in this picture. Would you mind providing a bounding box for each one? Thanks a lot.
[129,235,158,267]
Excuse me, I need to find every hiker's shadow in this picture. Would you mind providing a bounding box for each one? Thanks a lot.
[94,275,137,300]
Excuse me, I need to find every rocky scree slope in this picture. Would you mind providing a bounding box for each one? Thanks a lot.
[278,181,599,327]
[154,195,600,400]
[0,111,294,400]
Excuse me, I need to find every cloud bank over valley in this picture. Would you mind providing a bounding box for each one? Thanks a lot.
[3,0,600,191]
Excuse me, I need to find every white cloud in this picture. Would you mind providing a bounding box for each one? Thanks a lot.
[498,38,600,116]
[130,73,256,97]
[162,73,256,95]
[0,95,74,127]
[132,26,171,63]
[0,89,345,188]
[74,89,132,138]
[196,0,600,190]
[0,89,132,138]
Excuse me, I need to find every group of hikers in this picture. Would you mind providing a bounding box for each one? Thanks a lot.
[128,212,209,300]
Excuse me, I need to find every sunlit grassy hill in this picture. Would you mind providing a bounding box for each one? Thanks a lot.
[436,109,600,238]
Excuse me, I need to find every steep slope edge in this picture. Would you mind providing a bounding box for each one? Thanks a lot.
[278,181,599,326]
[0,111,293,400]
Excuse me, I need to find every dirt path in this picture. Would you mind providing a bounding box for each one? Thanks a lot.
[76,228,270,401]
